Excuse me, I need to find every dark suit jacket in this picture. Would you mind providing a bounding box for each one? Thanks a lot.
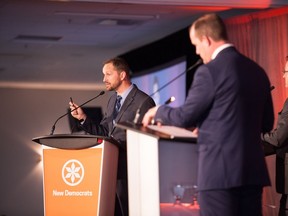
[81,84,155,179]
[262,98,288,194]
[155,46,274,191]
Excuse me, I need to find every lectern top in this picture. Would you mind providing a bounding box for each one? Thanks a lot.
[32,134,113,150]
[117,121,197,143]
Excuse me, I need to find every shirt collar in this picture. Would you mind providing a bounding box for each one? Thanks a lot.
[211,43,234,60]
[117,84,134,106]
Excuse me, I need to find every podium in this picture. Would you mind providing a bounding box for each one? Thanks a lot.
[32,134,119,216]
[117,122,199,216]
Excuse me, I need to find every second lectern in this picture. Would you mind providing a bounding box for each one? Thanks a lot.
[33,134,119,216]
[117,122,199,216]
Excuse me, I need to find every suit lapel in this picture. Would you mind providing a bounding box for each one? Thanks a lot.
[110,85,137,135]
[107,93,117,132]
[115,86,137,122]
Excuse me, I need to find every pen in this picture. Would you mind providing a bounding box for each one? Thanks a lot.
[70,97,78,114]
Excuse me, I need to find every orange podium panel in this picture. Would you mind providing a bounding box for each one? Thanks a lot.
[33,134,118,216]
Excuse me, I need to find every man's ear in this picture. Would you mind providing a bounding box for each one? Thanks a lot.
[203,35,211,47]
[120,71,126,80]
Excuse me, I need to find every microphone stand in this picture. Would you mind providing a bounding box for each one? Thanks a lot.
[150,59,202,97]
[50,91,105,135]
[133,59,203,124]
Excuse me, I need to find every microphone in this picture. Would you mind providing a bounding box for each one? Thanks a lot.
[133,96,176,124]
[133,59,203,124]
[164,96,175,105]
[50,91,105,135]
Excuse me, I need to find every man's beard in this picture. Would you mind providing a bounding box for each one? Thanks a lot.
[105,81,120,91]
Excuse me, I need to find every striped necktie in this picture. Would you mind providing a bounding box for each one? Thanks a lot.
[113,95,122,120]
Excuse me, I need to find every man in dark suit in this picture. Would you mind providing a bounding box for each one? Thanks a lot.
[262,56,288,216]
[70,57,155,216]
[262,98,288,216]
[142,13,274,216]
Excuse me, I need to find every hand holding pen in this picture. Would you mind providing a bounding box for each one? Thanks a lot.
[69,97,87,121]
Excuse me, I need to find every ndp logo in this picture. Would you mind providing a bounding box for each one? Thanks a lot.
[62,159,84,186]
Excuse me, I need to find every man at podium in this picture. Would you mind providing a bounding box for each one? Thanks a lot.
[142,13,274,216]
[69,57,155,216]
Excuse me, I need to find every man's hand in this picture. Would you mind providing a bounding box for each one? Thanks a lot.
[69,101,87,121]
[142,106,160,127]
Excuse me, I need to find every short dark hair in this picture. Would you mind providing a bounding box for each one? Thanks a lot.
[103,57,131,79]
[192,13,228,42]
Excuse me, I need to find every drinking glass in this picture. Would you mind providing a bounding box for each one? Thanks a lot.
[173,184,185,205]
[186,184,198,208]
